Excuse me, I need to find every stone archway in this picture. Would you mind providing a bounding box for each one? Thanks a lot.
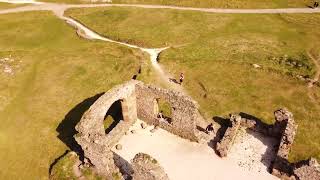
[74,81,138,176]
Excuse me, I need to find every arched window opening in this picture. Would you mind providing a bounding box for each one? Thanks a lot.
[104,100,124,134]
[154,98,173,124]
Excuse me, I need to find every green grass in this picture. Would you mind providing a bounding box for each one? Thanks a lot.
[0,11,145,179]
[104,115,115,130]
[158,99,172,118]
[50,152,77,180]
[0,2,24,10]
[66,7,320,162]
[112,0,312,8]
[42,0,313,8]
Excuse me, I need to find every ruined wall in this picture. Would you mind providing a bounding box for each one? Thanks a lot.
[271,108,298,178]
[131,153,169,180]
[294,158,320,180]
[74,80,203,176]
[75,80,138,176]
[216,114,241,157]
[135,82,199,142]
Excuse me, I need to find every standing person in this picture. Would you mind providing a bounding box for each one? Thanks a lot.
[179,72,184,85]
[205,123,214,134]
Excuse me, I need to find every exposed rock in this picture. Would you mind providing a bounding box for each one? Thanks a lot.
[116,144,122,150]
[294,158,320,180]
[131,153,169,180]
[141,122,147,129]
[252,64,261,69]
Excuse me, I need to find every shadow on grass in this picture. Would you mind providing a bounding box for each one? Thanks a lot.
[56,93,104,159]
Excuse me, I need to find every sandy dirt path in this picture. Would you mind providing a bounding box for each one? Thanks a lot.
[1,1,320,93]
[1,0,320,13]
[0,0,183,91]
[113,120,278,180]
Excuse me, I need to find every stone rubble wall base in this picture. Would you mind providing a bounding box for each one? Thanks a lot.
[216,114,241,157]
[131,153,170,180]
[271,108,298,178]
[294,158,320,180]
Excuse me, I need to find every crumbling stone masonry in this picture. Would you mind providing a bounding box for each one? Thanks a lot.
[75,81,138,176]
[74,80,202,177]
[216,114,241,157]
[135,83,201,142]
[131,153,169,180]
[294,158,320,180]
[271,108,298,178]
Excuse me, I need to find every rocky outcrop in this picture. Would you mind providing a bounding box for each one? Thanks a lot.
[294,158,320,180]
[131,153,169,180]
[216,114,241,157]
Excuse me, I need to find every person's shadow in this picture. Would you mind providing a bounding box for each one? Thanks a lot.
[56,93,104,158]
[169,78,180,84]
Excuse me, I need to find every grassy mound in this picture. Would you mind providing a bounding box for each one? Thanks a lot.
[66,7,320,162]
[0,11,145,179]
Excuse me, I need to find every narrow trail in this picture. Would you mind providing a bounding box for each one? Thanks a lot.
[0,0,186,92]
[1,0,320,93]
[1,0,320,14]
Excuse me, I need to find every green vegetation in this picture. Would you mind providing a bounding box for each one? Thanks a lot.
[50,151,103,180]
[112,0,311,8]
[0,2,24,10]
[0,11,145,179]
[42,0,312,8]
[104,115,115,130]
[157,99,172,118]
[67,7,320,162]
[50,152,77,180]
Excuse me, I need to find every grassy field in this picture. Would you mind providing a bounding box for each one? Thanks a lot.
[66,7,320,162]
[0,11,145,179]
[41,0,314,8]
[112,0,312,8]
[0,2,24,9]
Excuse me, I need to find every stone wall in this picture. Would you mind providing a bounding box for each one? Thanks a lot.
[74,80,203,177]
[294,158,320,180]
[135,82,199,142]
[271,108,298,178]
[131,153,169,180]
[216,114,241,157]
[75,81,138,176]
